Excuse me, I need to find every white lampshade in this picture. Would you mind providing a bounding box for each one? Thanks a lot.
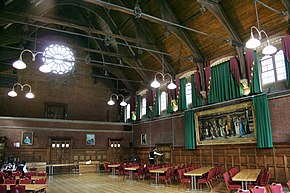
[8,90,17,97]
[262,42,277,55]
[107,99,115,105]
[167,81,177,90]
[39,64,52,73]
[120,100,127,107]
[13,60,27,70]
[150,79,160,88]
[245,35,261,49]
[25,92,35,99]
[65,143,69,148]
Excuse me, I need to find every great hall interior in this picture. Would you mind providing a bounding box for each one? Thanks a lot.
[0,0,289,193]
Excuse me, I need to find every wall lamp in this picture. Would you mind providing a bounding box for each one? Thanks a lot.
[8,83,35,99]
[245,27,277,55]
[107,94,127,106]
[13,49,52,73]
[150,72,176,89]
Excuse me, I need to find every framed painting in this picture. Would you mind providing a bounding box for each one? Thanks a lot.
[141,134,147,145]
[21,131,33,145]
[195,101,256,145]
[86,134,95,145]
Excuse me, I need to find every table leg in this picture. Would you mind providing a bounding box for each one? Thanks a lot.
[194,176,197,190]
[112,167,115,176]
[245,181,248,190]
[191,176,194,190]
[242,181,244,190]
[129,171,133,180]
[155,173,158,185]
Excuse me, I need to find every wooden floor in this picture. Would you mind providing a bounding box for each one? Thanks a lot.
[46,173,228,193]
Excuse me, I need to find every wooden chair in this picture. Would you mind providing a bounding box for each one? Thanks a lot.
[158,168,172,186]
[198,168,216,190]
[10,185,25,193]
[34,178,47,184]
[177,169,191,189]
[3,178,16,185]
[269,183,284,193]
[19,177,32,184]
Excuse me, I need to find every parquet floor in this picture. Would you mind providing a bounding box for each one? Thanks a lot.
[46,173,228,193]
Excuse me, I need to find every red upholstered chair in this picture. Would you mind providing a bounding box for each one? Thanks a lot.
[198,168,216,190]
[158,168,172,186]
[36,172,47,177]
[3,178,16,185]
[287,180,290,192]
[269,183,284,193]
[34,178,47,184]
[251,186,267,193]
[223,172,242,193]
[177,169,191,189]
[0,185,6,193]
[10,185,25,193]
[19,178,32,184]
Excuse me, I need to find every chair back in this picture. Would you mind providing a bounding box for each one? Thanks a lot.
[10,185,25,193]
[177,169,184,181]
[34,178,47,184]
[269,183,284,193]
[252,186,267,193]
[287,180,290,191]
[223,172,231,187]
[36,172,47,176]
[19,178,31,184]
[0,185,6,193]
[3,178,16,184]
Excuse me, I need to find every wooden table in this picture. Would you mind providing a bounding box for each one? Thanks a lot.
[0,184,47,192]
[108,164,120,176]
[124,166,139,180]
[232,169,261,190]
[184,167,213,190]
[149,167,170,186]
[46,163,77,175]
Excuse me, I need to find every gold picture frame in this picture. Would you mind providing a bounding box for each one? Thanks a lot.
[21,131,33,145]
[195,101,256,145]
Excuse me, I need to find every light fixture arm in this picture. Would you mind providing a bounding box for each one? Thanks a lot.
[108,93,127,106]
[154,72,172,81]
[12,83,32,92]
[19,49,43,61]
[250,26,261,40]
[110,93,125,100]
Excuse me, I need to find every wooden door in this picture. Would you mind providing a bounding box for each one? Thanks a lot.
[156,143,172,164]
[49,139,72,164]
[107,139,123,162]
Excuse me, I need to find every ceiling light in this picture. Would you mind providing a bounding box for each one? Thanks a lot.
[8,83,35,99]
[107,94,127,106]
[262,40,277,55]
[12,49,46,71]
[150,72,176,90]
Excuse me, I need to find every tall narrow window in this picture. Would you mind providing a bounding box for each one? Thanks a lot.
[261,50,286,85]
[160,91,167,112]
[141,98,146,116]
[124,104,130,121]
[186,82,192,108]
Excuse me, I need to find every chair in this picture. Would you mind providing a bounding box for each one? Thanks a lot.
[0,185,6,193]
[10,185,25,193]
[158,168,172,186]
[287,180,290,191]
[198,168,215,190]
[223,172,242,193]
[3,178,16,185]
[251,186,267,193]
[36,172,47,177]
[177,169,191,189]
[19,177,32,184]
[34,178,47,184]
[269,183,284,193]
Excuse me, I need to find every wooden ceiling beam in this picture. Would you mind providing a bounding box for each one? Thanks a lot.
[281,0,290,33]
[198,0,246,78]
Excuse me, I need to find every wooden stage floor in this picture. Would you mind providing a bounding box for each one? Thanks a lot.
[46,173,228,193]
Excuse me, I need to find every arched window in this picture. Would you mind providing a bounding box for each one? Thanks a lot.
[141,98,146,116]
[160,91,167,112]
[186,82,192,108]
[124,104,130,121]
[260,50,286,85]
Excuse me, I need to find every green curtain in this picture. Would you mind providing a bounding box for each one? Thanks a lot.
[136,95,141,121]
[208,61,241,103]
[178,78,187,111]
[184,110,196,149]
[250,51,262,94]
[191,74,202,108]
[153,88,160,117]
[253,93,273,148]
[167,94,173,113]
[285,59,290,86]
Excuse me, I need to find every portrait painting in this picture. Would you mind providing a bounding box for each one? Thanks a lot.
[21,131,33,145]
[195,101,256,145]
[141,134,147,145]
[86,134,95,145]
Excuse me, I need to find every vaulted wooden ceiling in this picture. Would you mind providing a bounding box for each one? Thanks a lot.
[0,0,289,94]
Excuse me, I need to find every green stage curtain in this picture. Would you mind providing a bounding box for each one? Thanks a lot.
[153,89,160,117]
[285,59,290,86]
[136,95,141,121]
[146,103,151,118]
[208,61,241,103]
[191,74,202,108]
[184,110,196,149]
[250,51,262,94]
[253,93,273,148]
[167,94,173,113]
[178,77,187,111]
